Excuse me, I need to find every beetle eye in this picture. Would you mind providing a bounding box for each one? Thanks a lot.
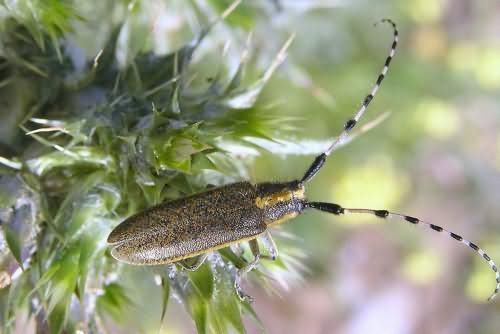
[287,180,301,191]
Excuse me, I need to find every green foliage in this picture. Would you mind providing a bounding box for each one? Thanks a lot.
[0,1,302,333]
[0,0,81,60]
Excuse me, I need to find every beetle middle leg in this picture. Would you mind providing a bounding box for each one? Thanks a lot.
[178,254,208,271]
[234,239,262,302]
[234,233,278,302]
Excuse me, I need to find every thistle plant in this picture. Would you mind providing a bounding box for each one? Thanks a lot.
[0,1,306,333]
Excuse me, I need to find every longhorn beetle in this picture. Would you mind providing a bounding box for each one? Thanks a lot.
[108,19,499,303]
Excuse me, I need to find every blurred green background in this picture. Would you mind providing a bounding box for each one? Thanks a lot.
[1,0,500,333]
[248,1,500,333]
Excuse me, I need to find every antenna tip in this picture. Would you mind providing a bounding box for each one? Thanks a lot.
[374,18,396,28]
[487,289,498,302]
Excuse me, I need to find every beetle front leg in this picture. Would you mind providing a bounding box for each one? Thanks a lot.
[234,239,261,303]
[259,231,278,261]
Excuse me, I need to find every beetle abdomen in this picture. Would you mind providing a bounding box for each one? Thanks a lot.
[108,182,266,265]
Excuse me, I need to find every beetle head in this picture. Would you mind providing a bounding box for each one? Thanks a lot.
[256,180,304,198]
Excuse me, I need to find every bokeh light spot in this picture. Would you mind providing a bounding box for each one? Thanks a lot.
[466,267,494,302]
[407,0,444,23]
[413,26,447,61]
[448,44,500,89]
[414,99,461,139]
[475,48,500,90]
[466,242,500,302]
[332,156,410,224]
[402,250,441,284]
[496,134,500,171]
[447,42,477,73]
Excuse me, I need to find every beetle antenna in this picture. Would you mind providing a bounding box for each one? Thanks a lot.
[300,19,398,184]
[305,201,500,302]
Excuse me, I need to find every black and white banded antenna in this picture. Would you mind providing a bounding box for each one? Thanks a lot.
[300,19,398,183]
[298,19,499,301]
[305,203,500,302]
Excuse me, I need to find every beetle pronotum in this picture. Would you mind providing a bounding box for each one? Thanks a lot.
[108,19,499,303]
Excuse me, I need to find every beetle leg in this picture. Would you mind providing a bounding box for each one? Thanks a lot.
[234,239,261,303]
[259,231,278,261]
[230,243,247,260]
[177,254,208,271]
[249,239,260,258]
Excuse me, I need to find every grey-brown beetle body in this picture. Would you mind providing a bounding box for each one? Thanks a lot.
[108,20,500,302]
[108,181,304,265]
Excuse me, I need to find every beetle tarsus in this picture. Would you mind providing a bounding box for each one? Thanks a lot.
[234,269,255,303]
[234,250,261,303]
[235,281,254,303]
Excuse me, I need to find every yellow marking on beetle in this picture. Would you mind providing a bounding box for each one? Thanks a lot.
[294,187,305,199]
[255,188,305,209]
[266,212,298,227]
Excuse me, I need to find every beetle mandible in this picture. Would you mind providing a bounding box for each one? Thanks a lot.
[107,19,500,303]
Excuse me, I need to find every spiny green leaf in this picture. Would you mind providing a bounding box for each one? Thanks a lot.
[3,272,32,332]
[4,223,23,268]
[27,118,88,144]
[172,86,181,114]
[208,0,256,31]
[191,153,218,172]
[26,146,116,177]
[189,262,214,301]
[0,157,22,170]
[0,178,18,209]
[221,34,294,109]
[137,177,168,206]
[0,1,307,332]
[77,233,101,299]
[212,259,246,334]
[48,300,68,334]
[1,0,81,57]
[27,263,60,298]
[97,283,133,321]
[160,276,170,323]
[46,248,80,314]
[188,294,207,334]
[52,172,106,237]
[150,131,211,173]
